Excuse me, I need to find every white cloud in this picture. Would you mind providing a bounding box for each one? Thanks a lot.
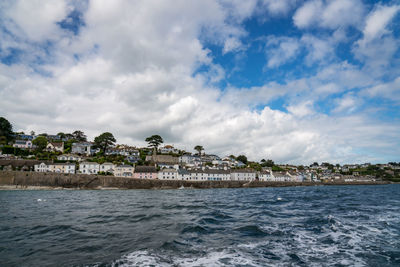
[4,0,68,42]
[293,0,322,28]
[333,93,359,113]
[293,0,364,30]
[362,4,400,42]
[353,4,400,77]
[260,0,297,16]
[361,77,400,103]
[265,36,301,68]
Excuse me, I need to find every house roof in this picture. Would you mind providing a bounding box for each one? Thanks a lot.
[231,168,255,173]
[189,169,231,174]
[0,160,51,167]
[135,166,157,173]
[49,142,63,148]
[146,155,179,164]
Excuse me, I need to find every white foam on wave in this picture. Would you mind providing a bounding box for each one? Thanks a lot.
[111,250,170,267]
[111,249,263,267]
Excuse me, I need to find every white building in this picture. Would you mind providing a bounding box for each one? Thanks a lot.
[158,168,178,180]
[178,169,191,180]
[79,162,100,174]
[100,162,115,173]
[259,170,275,181]
[46,142,64,153]
[34,162,50,172]
[57,154,81,161]
[113,165,134,177]
[272,172,291,181]
[13,140,33,149]
[159,145,179,154]
[49,163,75,174]
[72,142,98,156]
[189,169,231,181]
[230,169,256,181]
[34,162,75,174]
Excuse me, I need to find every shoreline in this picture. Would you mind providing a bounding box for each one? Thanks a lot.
[0,171,393,190]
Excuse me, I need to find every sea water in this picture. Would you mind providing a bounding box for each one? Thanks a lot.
[0,185,399,266]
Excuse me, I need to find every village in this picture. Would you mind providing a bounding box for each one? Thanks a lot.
[1,129,399,183]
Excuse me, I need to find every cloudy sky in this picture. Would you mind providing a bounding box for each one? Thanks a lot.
[1,0,400,164]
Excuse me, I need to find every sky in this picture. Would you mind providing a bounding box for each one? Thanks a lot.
[0,0,400,165]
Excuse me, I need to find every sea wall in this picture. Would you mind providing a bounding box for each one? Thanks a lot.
[0,171,391,190]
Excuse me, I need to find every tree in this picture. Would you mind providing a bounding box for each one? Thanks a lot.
[145,135,163,150]
[33,136,48,151]
[194,145,204,156]
[94,132,116,155]
[72,130,87,142]
[237,155,248,165]
[57,132,66,140]
[30,131,35,136]
[0,117,13,141]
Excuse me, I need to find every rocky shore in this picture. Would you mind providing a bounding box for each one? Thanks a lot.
[0,171,392,190]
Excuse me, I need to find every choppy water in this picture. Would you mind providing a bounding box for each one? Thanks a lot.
[0,185,399,266]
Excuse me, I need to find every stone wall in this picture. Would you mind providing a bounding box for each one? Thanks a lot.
[0,171,390,190]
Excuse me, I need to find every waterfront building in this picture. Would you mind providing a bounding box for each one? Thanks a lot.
[158,168,178,180]
[100,162,115,173]
[189,169,231,181]
[272,171,291,181]
[134,166,157,179]
[178,168,191,180]
[48,163,75,174]
[230,169,256,181]
[34,162,75,174]
[79,162,100,174]
[259,170,275,181]
[113,165,134,177]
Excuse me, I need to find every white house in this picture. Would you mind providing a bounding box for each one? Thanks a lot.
[13,140,33,149]
[79,162,100,174]
[230,169,256,181]
[189,169,231,181]
[158,168,178,180]
[113,165,134,177]
[49,163,75,174]
[178,169,191,180]
[273,172,291,182]
[34,162,50,172]
[34,162,75,174]
[159,145,179,154]
[259,170,275,181]
[72,142,98,156]
[46,142,64,153]
[100,162,115,173]
[57,154,81,161]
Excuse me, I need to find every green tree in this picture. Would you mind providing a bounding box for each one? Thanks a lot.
[237,155,248,165]
[94,132,116,155]
[33,136,48,151]
[194,145,204,156]
[72,130,87,142]
[57,132,66,140]
[0,117,13,141]
[145,135,163,150]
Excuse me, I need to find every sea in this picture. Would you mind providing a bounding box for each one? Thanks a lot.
[0,184,399,266]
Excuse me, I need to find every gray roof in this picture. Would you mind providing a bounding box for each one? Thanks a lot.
[134,166,157,173]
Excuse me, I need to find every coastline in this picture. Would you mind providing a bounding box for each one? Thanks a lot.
[0,171,392,190]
